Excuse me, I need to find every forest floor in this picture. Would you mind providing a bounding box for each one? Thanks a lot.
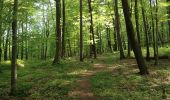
[1,53,170,99]
[68,56,111,100]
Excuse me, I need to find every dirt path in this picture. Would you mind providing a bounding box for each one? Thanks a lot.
[68,57,108,100]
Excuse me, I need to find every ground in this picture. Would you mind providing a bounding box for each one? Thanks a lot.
[1,53,170,100]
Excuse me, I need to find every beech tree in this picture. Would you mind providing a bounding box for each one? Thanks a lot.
[53,0,62,64]
[121,0,149,75]
[11,0,18,95]
[80,0,83,62]
[0,0,4,62]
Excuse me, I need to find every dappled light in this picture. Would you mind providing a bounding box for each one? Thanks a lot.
[0,0,170,99]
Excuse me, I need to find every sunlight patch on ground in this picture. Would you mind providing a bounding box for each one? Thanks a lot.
[0,60,25,68]
[67,70,88,75]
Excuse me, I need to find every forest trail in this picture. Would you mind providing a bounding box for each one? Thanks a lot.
[68,56,111,100]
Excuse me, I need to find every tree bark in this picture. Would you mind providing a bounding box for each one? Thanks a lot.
[21,22,24,60]
[88,0,97,59]
[0,0,4,62]
[53,0,62,64]
[80,0,83,61]
[4,28,10,61]
[11,0,18,95]
[135,0,140,44]
[121,0,149,75]
[115,0,125,59]
[61,0,65,58]
[140,0,150,61]
[155,0,159,65]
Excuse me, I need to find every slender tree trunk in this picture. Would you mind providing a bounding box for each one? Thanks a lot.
[68,39,72,57]
[135,0,140,44]
[45,20,50,60]
[106,28,112,52]
[113,18,117,51]
[11,0,18,95]
[127,0,133,58]
[53,0,61,64]
[61,0,65,58]
[121,0,149,75]
[25,21,28,60]
[80,0,83,61]
[155,0,159,65]
[167,0,170,39]
[0,0,4,62]
[9,36,11,60]
[115,0,125,59]
[88,0,97,59]
[140,0,150,61]
[21,22,24,60]
[4,28,10,61]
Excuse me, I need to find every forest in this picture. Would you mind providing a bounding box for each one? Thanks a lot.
[0,0,170,99]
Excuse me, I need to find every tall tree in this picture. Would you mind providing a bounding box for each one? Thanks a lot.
[80,0,83,62]
[88,0,97,59]
[4,28,10,61]
[0,0,4,62]
[53,0,62,64]
[121,0,149,75]
[155,0,159,65]
[134,0,140,44]
[167,0,170,38]
[140,0,150,61]
[21,22,24,60]
[115,0,125,59]
[11,0,18,95]
[61,0,65,58]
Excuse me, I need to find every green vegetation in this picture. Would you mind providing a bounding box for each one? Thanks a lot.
[1,49,170,99]
[90,66,170,99]
[0,58,92,99]
[0,0,170,99]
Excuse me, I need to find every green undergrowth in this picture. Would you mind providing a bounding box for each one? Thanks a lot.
[90,61,170,100]
[0,57,93,99]
[124,47,170,58]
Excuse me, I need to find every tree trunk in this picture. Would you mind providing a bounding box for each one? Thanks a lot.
[155,0,159,65]
[25,14,28,60]
[167,0,170,39]
[11,0,18,95]
[140,0,150,61]
[115,0,125,59]
[88,0,97,59]
[4,28,10,61]
[135,0,140,44]
[61,0,65,58]
[80,0,83,61]
[0,0,4,62]
[53,0,61,64]
[121,0,149,75]
[113,18,117,51]
[21,22,24,60]
[106,28,112,52]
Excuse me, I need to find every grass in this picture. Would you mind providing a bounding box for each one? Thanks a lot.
[0,58,93,99]
[0,47,170,99]
[90,59,170,100]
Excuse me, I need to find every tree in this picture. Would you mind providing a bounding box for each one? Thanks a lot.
[140,0,150,61]
[11,0,18,95]
[155,0,159,65]
[121,0,149,75]
[0,0,4,62]
[80,0,83,62]
[88,0,97,59]
[114,0,125,59]
[61,0,66,58]
[53,0,62,64]
[134,0,140,44]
